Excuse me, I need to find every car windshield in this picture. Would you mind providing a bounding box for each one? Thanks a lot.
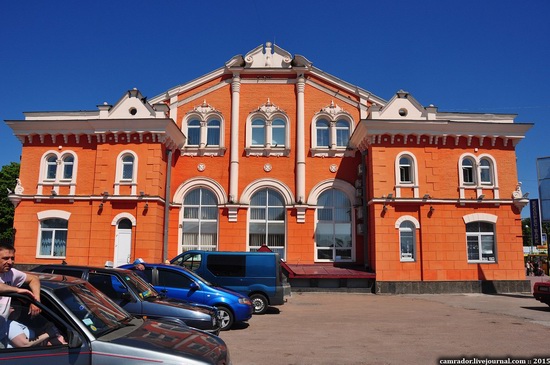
[120,271,160,300]
[177,265,213,286]
[54,282,133,336]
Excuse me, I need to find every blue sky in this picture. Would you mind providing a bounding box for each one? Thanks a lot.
[1,0,549,218]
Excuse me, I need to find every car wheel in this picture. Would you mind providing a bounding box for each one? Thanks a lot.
[250,293,268,314]
[217,306,234,331]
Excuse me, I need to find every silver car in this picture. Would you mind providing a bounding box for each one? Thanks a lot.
[0,273,231,364]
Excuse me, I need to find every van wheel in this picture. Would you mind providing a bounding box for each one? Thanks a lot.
[217,306,234,331]
[250,294,268,314]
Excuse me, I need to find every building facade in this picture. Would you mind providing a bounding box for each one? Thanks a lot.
[5,43,532,292]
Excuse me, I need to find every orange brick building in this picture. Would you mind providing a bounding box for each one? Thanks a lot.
[5,43,532,293]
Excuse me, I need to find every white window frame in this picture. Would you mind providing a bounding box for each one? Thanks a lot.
[247,188,287,259]
[36,210,71,259]
[394,152,419,198]
[463,213,498,263]
[114,150,138,195]
[245,112,290,157]
[310,112,354,158]
[181,187,219,252]
[37,151,78,195]
[458,154,498,199]
[182,106,225,157]
[395,216,420,262]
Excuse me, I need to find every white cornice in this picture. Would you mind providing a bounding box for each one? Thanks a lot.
[5,118,186,149]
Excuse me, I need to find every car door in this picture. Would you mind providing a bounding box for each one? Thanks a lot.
[155,268,206,305]
[0,295,91,365]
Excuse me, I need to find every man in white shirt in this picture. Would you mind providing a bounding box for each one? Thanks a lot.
[0,243,41,346]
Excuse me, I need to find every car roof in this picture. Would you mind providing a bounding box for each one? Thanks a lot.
[26,271,87,290]
[33,264,134,275]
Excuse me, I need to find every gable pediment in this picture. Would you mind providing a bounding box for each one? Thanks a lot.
[244,42,292,69]
[103,89,158,119]
[374,90,427,120]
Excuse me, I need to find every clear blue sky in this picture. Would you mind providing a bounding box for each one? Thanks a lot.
[1,0,549,218]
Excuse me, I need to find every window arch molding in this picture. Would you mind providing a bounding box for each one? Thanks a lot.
[307,179,357,206]
[173,177,227,206]
[37,150,78,195]
[245,99,290,157]
[37,210,71,221]
[111,213,137,226]
[182,101,225,156]
[394,151,419,198]
[240,178,294,206]
[462,213,498,224]
[394,215,420,229]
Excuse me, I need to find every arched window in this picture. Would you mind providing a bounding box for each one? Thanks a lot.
[249,188,286,257]
[399,221,416,261]
[206,120,221,146]
[46,155,57,180]
[251,119,266,146]
[272,118,286,147]
[315,189,352,262]
[38,218,68,258]
[462,158,475,184]
[121,154,135,180]
[62,155,74,180]
[466,221,496,262]
[316,119,330,148]
[399,156,413,183]
[187,119,201,146]
[335,120,350,147]
[182,188,218,251]
[479,158,493,184]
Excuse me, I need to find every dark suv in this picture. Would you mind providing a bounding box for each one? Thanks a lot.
[32,265,221,334]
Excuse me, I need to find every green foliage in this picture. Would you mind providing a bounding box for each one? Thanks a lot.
[0,162,20,243]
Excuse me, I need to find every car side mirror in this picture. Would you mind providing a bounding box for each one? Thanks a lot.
[66,328,83,348]
[120,292,135,302]
[189,282,199,291]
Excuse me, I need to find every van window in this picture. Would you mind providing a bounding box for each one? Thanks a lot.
[178,253,202,272]
[206,255,246,277]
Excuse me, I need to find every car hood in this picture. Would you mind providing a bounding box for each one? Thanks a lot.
[151,297,216,316]
[161,297,217,312]
[99,318,227,364]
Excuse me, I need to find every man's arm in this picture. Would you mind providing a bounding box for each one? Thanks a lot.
[24,273,41,316]
[0,282,34,298]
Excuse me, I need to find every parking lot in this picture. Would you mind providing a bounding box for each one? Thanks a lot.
[220,291,550,365]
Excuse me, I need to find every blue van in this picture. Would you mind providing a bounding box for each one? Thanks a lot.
[170,250,290,314]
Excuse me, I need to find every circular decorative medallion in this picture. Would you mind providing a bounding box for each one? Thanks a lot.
[329,164,338,173]
[197,163,206,172]
[264,163,272,172]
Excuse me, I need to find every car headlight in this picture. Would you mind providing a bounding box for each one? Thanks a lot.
[239,298,252,305]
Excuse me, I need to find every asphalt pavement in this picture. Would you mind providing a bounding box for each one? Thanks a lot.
[220,290,550,365]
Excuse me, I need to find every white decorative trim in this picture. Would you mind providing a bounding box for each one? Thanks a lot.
[263,163,272,172]
[114,150,138,195]
[329,164,338,173]
[173,177,227,205]
[111,213,137,226]
[394,215,420,229]
[37,210,71,221]
[240,179,294,205]
[462,213,498,224]
[197,163,206,172]
[307,179,357,206]
[394,151,419,198]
